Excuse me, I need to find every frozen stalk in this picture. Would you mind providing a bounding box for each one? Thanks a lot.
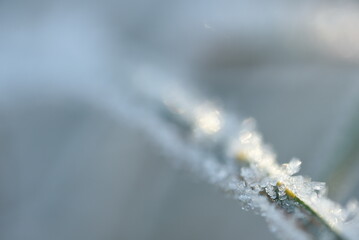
[116,77,359,240]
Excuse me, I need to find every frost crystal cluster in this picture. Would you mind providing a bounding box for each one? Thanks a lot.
[117,77,359,240]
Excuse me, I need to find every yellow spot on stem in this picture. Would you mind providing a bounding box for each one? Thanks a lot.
[236,152,249,163]
[285,188,297,199]
[277,182,297,199]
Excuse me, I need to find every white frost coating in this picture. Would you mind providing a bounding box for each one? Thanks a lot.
[108,72,359,240]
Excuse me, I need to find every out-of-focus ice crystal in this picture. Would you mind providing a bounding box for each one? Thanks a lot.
[194,103,222,135]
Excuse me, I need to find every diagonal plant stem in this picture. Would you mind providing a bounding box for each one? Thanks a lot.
[116,77,359,240]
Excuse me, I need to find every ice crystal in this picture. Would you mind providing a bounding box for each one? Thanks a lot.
[282,158,302,176]
[116,77,359,240]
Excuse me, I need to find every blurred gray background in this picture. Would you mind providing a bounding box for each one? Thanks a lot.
[1,0,359,239]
